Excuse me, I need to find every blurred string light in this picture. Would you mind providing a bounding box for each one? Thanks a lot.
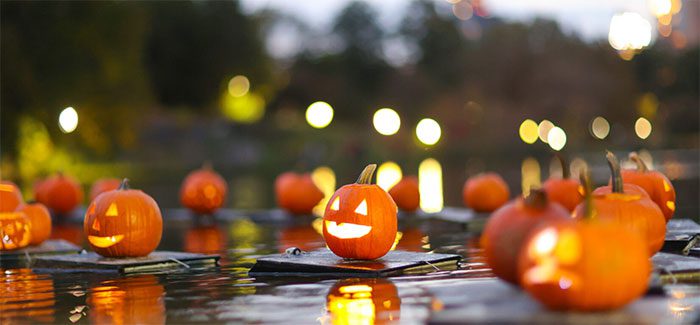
[376,161,402,191]
[635,117,652,139]
[373,108,401,136]
[416,118,441,146]
[521,157,541,196]
[608,12,652,54]
[419,158,443,213]
[228,75,250,97]
[305,101,334,129]
[222,92,265,123]
[547,127,566,151]
[58,107,79,133]
[538,120,555,143]
[519,119,539,144]
[590,116,610,140]
[311,166,336,217]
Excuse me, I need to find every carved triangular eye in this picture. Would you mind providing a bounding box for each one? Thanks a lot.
[354,199,368,215]
[330,197,340,211]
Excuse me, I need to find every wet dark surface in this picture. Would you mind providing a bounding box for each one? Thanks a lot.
[2,209,700,324]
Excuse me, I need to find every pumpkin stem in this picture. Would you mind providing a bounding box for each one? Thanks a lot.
[605,151,623,193]
[118,178,130,191]
[523,189,548,209]
[555,154,570,179]
[628,152,648,173]
[579,167,595,219]
[356,164,377,185]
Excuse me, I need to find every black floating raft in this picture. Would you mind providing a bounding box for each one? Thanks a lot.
[34,251,219,274]
[0,239,82,263]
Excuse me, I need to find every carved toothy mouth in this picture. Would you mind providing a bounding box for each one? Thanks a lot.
[325,221,372,239]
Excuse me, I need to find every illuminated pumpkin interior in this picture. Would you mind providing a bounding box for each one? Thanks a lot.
[87,202,126,248]
[523,227,583,291]
[325,197,373,239]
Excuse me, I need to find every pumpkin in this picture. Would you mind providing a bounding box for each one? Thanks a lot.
[326,278,401,324]
[184,225,226,254]
[463,173,510,212]
[388,176,420,212]
[278,223,325,253]
[37,173,83,215]
[0,269,56,323]
[542,155,582,212]
[50,224,83,246]
[180,163,228,215]
[0,211,32,250]
[620,152,676,222]
[89,178,122,202]
[519,169,650,311]
[322,164,398,260]
[573,151,666,254]
[18,202,52,246]
[480,189,570,284]
[84,179,162,257]
[88,275,165,325]
[275,172,324,215]
[0,180,24,212]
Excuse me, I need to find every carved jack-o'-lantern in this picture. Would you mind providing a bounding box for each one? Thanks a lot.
[0,180,24,212]
[0,211,32,250]
[84,179,162,257]
[323,164,398,260]
[0,269,56,323]
[88,275,165,325]
[326,278,401,325]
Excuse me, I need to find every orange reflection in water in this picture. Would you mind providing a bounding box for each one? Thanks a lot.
[278,222,325,253]
[395,227,426,252]
[184,225,226,255]
[87,275,166,325]
[326,278,401,325]
[0,268,56,323]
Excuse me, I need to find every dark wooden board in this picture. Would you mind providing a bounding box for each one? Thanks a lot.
[34,251,219,274]
[249,249,461,277]
[0,239,81,262]
[662,219,700,254]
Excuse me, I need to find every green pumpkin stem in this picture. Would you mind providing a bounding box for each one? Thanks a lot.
[605,151,623,193]
[524,189,548,209]
[555,154,570,179]
[579,168,595,220]
[356,164,377,185]
[628,152,648,173]
[118,178,130,191]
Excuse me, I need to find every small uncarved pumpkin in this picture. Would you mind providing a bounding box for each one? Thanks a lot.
[0,211,32,250]
[327,278,401,324]
[520,170,650,311]
[481,189,571,284]
[388,176,420,212]
[84,179,162,257]
[463,173,510,212]
[323,164,398,260]
[89,178,122,202]
[18,202,52,246]
[0,181,24,212]
[542,155,582,212]
[180,163,228,215]
[573,151,665,255]
[37,173,83,215]
[275,172,324,215]
[621,152,676,222]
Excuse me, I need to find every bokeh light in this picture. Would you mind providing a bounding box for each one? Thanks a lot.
[376,161,402,191]
[228,75,250,97]
[222,92,265,123]
[649,0,672,17]
[419,158,443,213]
[547,127,566,151]
[58,107,79,133]
[452,1,473,21]
[305,101,334,129]
[521,157,541,196]
[635,117,652,139]
[416,118,441,146]
[519,119,539,144]
[373,108,401,136]
[311,166,336,217]
[538,120,555,143]
[608,12,652,51]
[590,116,610,139]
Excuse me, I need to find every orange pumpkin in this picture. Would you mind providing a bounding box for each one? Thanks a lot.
[573,151,665,255]
[388,176,420,212]
[180,163,228,215]
[0,269,56,323]
[620,152,676,222]
[84,179,162,257]
[88,275,165,325]
[519,169,650,311]
[542,155,582,212]
[275,172,324,215]
[18,202,52,246]
[463,173,510,212]
[89,178,122,202]
[37,173,83,215]
[0,211,32,250]
[480,189,570,284]
[326,278,401,324]
[322,164,398,260]
[184,225,226,254]
[50,224,83,246]
[0,180,24,212]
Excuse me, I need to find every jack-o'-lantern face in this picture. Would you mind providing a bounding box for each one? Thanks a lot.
[0,211,32,251]
[326,278,400,325]
[322,165,397,260]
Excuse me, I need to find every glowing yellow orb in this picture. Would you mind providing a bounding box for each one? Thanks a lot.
[591,116,610,139]
[306,101,334,129]
[635,117,652,139]
[547,127,567,151]
[228,75,250,97]
[58,107,79,133]
[416,118,441,146]
[519,119,539,144]
[373,108,401,136]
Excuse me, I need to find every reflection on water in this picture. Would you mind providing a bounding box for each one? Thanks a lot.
[184,225,226,255]
[0,269,55,323]
[326,278,401,325]
[87,275,166,325]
